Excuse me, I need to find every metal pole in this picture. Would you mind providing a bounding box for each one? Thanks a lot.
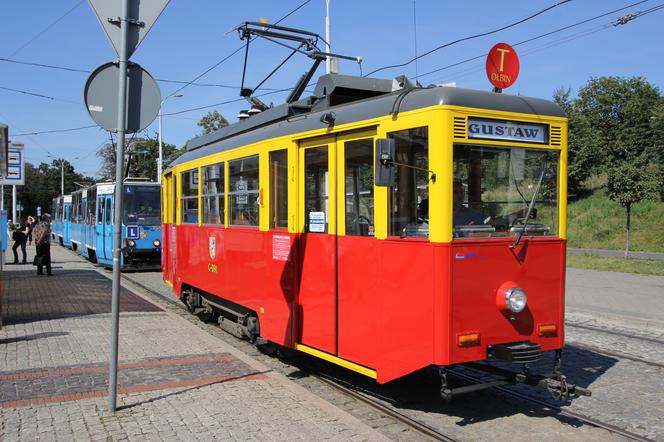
[11,185,16,222]
[157,104,163,184]
[109,0,131,413]
[61,160,64,196]
[325,0,331,74]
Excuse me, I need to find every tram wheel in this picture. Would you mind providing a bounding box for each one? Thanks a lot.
[195,302,219,323]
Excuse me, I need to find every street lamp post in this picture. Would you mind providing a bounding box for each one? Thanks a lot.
[158,93,183,183]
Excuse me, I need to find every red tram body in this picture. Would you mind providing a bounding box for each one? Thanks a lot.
[162,73,585,398]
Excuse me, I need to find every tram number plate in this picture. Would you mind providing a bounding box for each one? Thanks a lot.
[309,211,326,233]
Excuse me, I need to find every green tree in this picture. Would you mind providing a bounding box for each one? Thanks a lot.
[97,134,184,181]
[197,110,229,135]
[553,86,602,193]
[569,76,662,258]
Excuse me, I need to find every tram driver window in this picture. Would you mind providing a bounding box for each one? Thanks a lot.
[181,169,199,224]
[229,155,259,227]
[387,127,429,238]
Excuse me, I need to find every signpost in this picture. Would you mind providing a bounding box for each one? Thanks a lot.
[87,0,169,412]
[485,42,520,92]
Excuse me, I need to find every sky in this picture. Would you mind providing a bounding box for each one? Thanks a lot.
[0,0,662,179]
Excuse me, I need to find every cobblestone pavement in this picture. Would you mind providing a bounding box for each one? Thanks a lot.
[0,245,387,441]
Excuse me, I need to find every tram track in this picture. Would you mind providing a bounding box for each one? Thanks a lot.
[449,368,654,442]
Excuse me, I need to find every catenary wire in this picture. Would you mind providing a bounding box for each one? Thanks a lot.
[7,0,85,58]
[426,2,664,85]
[365,0,573,77]
[162,0,312,100]
[415,0,652,80]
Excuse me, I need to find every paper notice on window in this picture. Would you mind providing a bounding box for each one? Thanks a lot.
[309,211,326,233]
[272,235,291,261]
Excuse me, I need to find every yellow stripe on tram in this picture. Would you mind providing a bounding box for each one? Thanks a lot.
[295,344,377,379]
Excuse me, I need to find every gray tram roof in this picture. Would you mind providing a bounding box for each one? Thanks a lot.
[171,74,564,168]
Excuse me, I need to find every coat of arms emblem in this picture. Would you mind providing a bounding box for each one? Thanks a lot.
[209,236,216,260]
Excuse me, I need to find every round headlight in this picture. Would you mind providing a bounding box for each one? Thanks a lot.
[127,239,136,247]
[505,287,527,313]
[153,240,161,247]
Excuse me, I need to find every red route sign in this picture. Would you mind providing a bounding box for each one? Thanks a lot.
[486,43,519,89]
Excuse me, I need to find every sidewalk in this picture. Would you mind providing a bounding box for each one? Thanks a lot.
[0,244,386,441]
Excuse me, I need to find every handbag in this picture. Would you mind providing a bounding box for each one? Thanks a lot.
[33,255,44,267]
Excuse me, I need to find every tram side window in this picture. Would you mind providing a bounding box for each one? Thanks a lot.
[87,190,96,225]
[269,150,288,230]
[181,169,199,224]
[105,198,112,225]
[229,155,259,227]
[387,127,429,237]
[202,162,225,225]
[345,139,374,236]
[97,198,104,224]
[304,147,328,233]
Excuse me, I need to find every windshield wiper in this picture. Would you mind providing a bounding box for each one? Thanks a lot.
[511,159,548,249]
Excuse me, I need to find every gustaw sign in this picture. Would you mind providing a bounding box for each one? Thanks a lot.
[467,118,548,144]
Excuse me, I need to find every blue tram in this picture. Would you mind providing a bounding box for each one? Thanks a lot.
[67,180,161,270]
[51,195,72,247]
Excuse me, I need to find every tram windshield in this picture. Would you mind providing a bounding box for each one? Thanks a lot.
[124,185,160,226]
[452,145,559,238]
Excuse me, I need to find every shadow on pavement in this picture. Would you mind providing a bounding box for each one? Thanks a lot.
[0,331,69,344]
[1,268,162,326]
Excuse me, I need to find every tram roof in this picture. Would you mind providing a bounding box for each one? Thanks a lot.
[172,74,564,168]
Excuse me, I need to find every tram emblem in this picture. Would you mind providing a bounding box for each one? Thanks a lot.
[209,236,216,260]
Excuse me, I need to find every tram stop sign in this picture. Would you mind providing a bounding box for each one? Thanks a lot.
[84,62,161,133]
[485,42,520,90]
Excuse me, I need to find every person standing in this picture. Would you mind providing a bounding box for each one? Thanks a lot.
[11,218,28,264]
[26,215,36,246]
[32,214,53,276]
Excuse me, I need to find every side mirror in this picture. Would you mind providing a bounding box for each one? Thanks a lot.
[375,138,396,187]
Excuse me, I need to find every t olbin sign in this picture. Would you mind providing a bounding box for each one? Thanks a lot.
[486,43,519,89]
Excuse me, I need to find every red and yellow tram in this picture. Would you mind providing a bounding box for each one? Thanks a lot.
[161,73,587,398]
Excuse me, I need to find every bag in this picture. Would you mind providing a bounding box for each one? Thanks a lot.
[12,231,21,241]
[33,255,44,267]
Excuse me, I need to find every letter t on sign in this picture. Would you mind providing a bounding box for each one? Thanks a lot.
[496,48,510,72]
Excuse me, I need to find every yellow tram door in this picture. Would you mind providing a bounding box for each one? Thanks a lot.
[297,135,337,354]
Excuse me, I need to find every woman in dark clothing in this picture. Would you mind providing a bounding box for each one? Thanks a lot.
[26,215,36,246]
[11,219,28,264]
[32,214,52,276]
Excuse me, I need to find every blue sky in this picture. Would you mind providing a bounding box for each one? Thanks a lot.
[1,0,662,179]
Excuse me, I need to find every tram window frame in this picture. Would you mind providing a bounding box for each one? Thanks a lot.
[97,196,104,224]
[181,169,199,224]
[87,189,96,225]
[386,126,429,238]
[269,150,288,230]
[105,198,112,225]
[229,155,260,227]
[344,139,374,236]
[202,162,225,225]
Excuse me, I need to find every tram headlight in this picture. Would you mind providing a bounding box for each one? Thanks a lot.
[505,287,527,313]
[126,239,136,247]
[153,240,161,247]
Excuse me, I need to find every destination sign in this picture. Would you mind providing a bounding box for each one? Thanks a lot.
[467,118,548,144]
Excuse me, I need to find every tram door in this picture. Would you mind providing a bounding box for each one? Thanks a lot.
[297,130,376,359]
[163,172,177,284]
[101,195,113,261]
[298,136,337,354]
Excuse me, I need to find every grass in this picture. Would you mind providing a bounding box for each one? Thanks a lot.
[566,186,664,253]
[566,254,664,276]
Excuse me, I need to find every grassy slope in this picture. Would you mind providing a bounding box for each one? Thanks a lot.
[566,254,664,276]
[566,187,664,253]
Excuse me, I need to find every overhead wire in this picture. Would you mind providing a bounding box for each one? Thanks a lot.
[365,0,573,77]
[162,0,312,100]
[7,0,85,58]
[414,0,653,81]
[426,2,664,85]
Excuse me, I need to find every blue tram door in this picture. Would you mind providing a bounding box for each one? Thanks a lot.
[101,195,114,261]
